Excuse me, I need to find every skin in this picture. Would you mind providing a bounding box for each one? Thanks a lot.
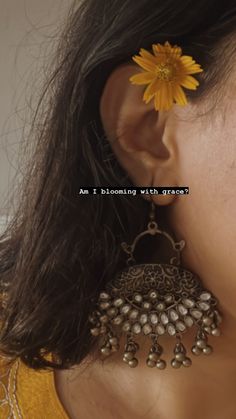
[54,62,236,419]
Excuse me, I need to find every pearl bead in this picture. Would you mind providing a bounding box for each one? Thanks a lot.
[191,345,202,355]
[113,298,124,307]
[182,298,195,308]
[176,321,186,332]
[99,301,111,310]
[160,313,169,325]
[129,309,139,320]
[148,353,158,362]
[107,307,118,317]
[142,324,153,335]
[149,313,158,325]
[139,314,148,325]
[171,359,182,368]
[202,316,213,326]
[142,301,151,310]
[124,351,134,360]
[122,321,131,332]
[198,302,210,311]
[134,294,143,303]
[132,322,142,334]
[169,310,179,322]
[177,304,188,316]
[175,352,186,362]
[128,358,138,368]
[155,324,165,335]
[184,315,194,328]
[182,357,192,367]
[99,292,110,300]
[146,359,156,368]
[90,327,100,336]
[199,292,211,301]
[164,294,173,303]
[191,309,203,319]
[120,304,131,315]
[202,345,213,355]
[156,302,166,311]
[112,315,123,325]
[100,315,109,323]
[100,347,111,356]
[211,328,221,336]
[109,337,118,345]
[156,359,166,370]
[196,339,207,349]
[167,323,176,336]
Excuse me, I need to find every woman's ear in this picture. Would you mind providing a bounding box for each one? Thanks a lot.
[99,64,179,205]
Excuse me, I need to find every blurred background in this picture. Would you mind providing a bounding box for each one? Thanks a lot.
[0,0,72,233]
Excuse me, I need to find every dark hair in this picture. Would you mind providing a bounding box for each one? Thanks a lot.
[0,0,236,371]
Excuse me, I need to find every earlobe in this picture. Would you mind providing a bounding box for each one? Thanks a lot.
[99,63,179,205]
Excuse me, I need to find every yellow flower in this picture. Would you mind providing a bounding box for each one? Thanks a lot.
[129,41,203,111]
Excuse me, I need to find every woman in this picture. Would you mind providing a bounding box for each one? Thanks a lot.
[0,0,236,417]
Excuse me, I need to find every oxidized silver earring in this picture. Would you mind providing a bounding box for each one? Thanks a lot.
[88,200,223,369]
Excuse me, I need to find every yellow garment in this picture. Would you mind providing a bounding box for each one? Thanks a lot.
[0,354,69,418]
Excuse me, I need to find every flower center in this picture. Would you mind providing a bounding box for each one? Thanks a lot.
[155,63,176,81]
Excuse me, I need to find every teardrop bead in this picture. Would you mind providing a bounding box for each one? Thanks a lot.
[184,315,194,327]
[156,324,165,335]
[142,323,153,335]
[182,298,195,308]
[166,323,176,336]
[199,292,211,301]
[160,313,169,325]
[177,304,188,316]
[150,313,159,325]
[198,302,210,311]
[132,322,142,334]
[191,309,203,319]
[169,309,179,322]
[176,321,186,332]
[139,313,148,325]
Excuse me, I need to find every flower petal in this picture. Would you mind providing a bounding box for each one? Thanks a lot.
[154,81,172,111]
[185,65,203,74]
[173,84,188,106]
[165,82,174,109]
[139,48,159,65]
[129,71,156,85]
[143,78,161,102]
[180,75,199,90]
[152,44,168,62]
[181,55,197,64]
[180,56,203,74]
[132,56,157,72]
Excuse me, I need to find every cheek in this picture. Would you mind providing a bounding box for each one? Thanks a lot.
[168,113,236,309]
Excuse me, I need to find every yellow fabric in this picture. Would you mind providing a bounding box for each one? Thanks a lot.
[0,354,69,419]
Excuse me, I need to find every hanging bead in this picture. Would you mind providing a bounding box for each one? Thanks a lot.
[211,328,221,336]
[170,338,192,368]
[202,345,213,355]
[156,359,167,369]
[123,334,139,368]
[191,345,202,355]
